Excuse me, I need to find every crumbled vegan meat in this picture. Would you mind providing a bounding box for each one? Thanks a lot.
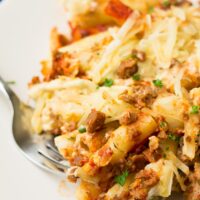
[129,169,159,200]
[119,111,138,125]
[185,163,200,200]
[143,148,162,163]
[52,53,71,77]
[119,82,157,108]
[50,27,68,54]
[29,76,40,86]
[127,124,141,140]
[86,109,106,133]
[127,154,148,172]
[182,70,200,90]
[117,58,138,79]
[42,52,82,81]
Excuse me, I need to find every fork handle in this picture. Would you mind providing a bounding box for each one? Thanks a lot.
[0,75,12,93]
[0,75,16,107]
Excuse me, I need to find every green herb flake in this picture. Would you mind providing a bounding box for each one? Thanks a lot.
[78,126,86,133]
[159,121,167,128]
[114,170,129,186]
[124,54,136,60]
[163,153,167,158]
[162,0,170,7]
[6,80,16,85]
[131,53,137,59]
[153,79,163,88]
[168,133,180,142]
[148,5,154,14]
[132,74,140,81]
[165,146,170,151]
[125,55,132,60]
[103,78,114,87]
[190,105,200,114]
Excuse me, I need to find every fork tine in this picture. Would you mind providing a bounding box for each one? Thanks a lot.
[45,143,64,160]
[38,150,69,170]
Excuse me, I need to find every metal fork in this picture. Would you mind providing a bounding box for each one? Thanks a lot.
[0,76,68,175]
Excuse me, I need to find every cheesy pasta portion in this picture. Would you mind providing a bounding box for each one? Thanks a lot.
[29,0,200,199]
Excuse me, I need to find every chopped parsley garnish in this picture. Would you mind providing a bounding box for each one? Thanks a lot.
[125,55,133,60]
[159,121,167,128]
[148,5,154,14]
[103,78,114,87]
[114,170,129,186]
[168,133,180,142]
[124,54,136,60]
[165,146,170,151]
[78,126,86,133]
[132,74,140,81]
[153,79,163,88]
[190,105,200,114]
[6,80,16,85]
[131,53,137,59]
[162,0,170,7]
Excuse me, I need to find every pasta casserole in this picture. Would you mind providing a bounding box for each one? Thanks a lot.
[29,0,200,199]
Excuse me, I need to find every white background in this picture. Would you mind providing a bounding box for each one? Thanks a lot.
[0,0,75,199]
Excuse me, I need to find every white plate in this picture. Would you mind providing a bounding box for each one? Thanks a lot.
[0,0,76,199]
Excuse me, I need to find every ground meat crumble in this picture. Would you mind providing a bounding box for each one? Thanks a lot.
[86,109,106,133]
[129,169,159,200]
[119,82,157,108]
